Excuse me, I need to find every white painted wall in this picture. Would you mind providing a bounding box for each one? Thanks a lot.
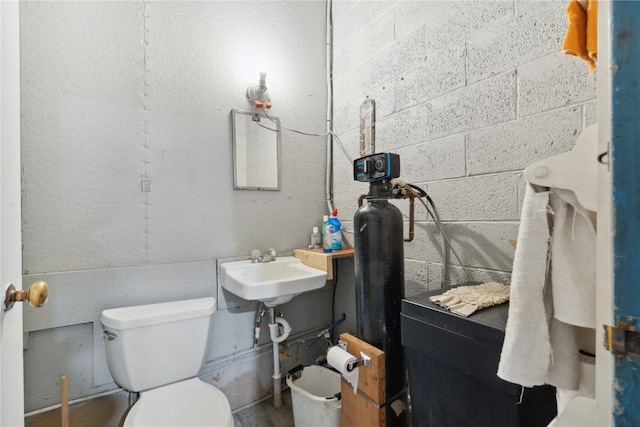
[331,1,598,294]
[20,1,329,413]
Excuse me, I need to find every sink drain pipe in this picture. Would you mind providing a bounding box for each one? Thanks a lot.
[268,308,292,408]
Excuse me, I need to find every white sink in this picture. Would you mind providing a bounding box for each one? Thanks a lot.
[220,256,327,307]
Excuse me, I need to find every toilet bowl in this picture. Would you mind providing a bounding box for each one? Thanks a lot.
[101,297,233,427]
[124,378,233,427]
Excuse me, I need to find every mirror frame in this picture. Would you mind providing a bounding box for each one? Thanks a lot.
[230,109,281,191]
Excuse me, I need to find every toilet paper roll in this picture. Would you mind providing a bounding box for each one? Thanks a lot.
[327,346,359,394]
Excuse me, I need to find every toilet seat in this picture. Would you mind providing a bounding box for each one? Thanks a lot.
[124,377,234,427]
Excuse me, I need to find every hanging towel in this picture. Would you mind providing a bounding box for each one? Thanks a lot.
[498,185,596,390]
[549,188,597,328]
[496,185,553,388]
[562,0,597,71]
[429,282,510,318]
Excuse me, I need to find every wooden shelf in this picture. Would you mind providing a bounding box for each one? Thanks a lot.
[293,247,354,280]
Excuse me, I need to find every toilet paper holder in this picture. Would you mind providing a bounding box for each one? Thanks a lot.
[347,352,371,372]
[337,340,371,371]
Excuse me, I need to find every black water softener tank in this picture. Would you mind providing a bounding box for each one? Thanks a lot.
[354,180,407,427]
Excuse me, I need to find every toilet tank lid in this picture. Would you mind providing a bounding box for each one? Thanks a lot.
[101,297,216,330]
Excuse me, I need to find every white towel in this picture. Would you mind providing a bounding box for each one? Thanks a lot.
[497,184,596,390]
[497,184,552,387]
[549,188,596,328]
[547,317,580,390]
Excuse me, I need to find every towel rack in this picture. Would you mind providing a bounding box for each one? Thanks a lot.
[524,123,598,212]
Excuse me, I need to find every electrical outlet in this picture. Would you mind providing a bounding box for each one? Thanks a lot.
[141,179,151,192]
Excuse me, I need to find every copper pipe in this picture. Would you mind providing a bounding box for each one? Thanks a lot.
[404,195,415,242]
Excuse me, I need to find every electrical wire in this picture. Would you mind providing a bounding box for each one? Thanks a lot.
[302,314,346,365]
[326,0,335,214]
[257,106,353,163]
[331,258,339,343]
[424,191,451,284]
[254,120,277,132]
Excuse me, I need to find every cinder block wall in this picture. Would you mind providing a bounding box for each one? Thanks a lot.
[331,1,597,295]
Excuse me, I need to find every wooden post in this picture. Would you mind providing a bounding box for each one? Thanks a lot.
[339,333,385,427]
[61,375,69,427]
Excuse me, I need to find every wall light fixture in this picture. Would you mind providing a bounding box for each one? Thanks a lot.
[246,72,272,118]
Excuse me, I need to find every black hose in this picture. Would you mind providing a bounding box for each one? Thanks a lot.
[331,258,338,343]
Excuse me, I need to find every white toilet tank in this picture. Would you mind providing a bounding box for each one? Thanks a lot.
[101,297,216,392]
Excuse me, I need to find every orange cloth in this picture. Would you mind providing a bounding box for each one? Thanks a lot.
[586,0,597,63]
[562,0,597,70]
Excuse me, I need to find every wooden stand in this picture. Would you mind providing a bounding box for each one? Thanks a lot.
[339,333,386,427]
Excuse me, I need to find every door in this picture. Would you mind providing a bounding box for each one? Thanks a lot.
[609,1,640,426]
[1,1,25,425]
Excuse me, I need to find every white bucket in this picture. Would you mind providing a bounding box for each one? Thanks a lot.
[286,365,341,427]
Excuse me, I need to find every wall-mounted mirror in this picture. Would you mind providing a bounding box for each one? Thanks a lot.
[231,109,280,191]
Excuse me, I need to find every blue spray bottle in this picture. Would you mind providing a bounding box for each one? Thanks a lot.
[329,209,342,251]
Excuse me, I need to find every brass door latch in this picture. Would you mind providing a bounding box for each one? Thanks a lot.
[603,324,640,356]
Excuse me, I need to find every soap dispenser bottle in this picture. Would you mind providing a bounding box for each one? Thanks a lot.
[322,215,332,253]
[310,227,321,249]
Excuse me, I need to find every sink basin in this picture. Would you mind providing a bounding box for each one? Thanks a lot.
[220,256,328,306]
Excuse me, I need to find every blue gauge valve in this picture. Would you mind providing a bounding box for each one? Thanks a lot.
[353,152,400,182]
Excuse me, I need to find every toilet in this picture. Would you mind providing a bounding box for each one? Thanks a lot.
[100,297,234,427]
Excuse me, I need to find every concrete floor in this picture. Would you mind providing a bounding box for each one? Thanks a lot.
[233,389,294,427]
[25,391,131,427]
[25,388,294,427]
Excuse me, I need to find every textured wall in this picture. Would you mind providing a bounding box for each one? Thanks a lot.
[20,1,329,413]
[331,1,597,295]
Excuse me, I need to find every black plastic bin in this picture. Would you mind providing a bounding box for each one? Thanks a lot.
[401,286,557,427]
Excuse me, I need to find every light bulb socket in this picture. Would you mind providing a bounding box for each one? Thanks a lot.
[247,72,272,110]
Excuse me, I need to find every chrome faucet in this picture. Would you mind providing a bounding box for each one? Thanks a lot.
[261,248,277,263]
[251,248,277,263]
